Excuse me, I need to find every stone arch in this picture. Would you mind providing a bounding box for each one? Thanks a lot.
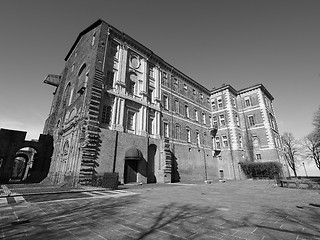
[10,147,38,183]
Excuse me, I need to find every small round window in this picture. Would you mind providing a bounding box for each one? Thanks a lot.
[130,55,140,69]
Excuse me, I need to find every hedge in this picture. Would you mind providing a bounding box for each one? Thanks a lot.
[239,161,282,179]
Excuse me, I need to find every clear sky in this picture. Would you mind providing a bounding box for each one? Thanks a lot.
[0,0,319,145]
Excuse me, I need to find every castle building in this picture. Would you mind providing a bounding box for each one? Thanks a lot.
[43,19,284,186]
[211,84,285,180]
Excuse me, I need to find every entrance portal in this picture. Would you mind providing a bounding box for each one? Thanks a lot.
[10,147,37,183]
[124,146,143,184]
[124,160,138,183]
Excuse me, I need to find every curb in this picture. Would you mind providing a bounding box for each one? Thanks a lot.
[0,188,116,198]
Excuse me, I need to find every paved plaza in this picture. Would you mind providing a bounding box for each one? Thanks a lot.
[0,180,320,240]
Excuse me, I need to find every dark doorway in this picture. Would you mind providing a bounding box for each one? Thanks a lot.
[124,160,138,183]
[147,144,157,183]
[171,152,180,183]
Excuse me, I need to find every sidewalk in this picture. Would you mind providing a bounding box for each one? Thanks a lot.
[0,183,108,197]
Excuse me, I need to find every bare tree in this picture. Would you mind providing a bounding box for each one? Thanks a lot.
[281,132,300,177]
[304,132,320,171]
[313,105,320,135]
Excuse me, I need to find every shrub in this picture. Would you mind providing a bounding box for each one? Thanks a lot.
[240,161,282,179]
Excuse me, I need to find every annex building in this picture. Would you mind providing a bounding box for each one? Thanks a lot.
[43,19,285,186]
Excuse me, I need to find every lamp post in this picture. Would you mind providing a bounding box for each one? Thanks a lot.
[302,162,308,177]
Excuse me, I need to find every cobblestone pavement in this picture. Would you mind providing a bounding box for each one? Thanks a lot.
[0,180,320,240]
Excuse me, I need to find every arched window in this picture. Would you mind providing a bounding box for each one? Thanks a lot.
[196,131,200,146]
[253,136,260,148]
[77,63,87,94]
[186,127,191,143]
[175,124,181,140]
[62,83,71,108]
[63,141,69,156]
[128,72,137,95]
[78,63,86,78]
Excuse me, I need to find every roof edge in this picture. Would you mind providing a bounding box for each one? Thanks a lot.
[64,19,104,61]
[238,84,274,100]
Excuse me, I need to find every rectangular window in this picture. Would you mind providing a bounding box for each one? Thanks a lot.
[202,113,206,124]
[193,89,196,95]
[213,116,218,127]
[195,109,198,121]
[184,84,188,91]
[175,100,179,113]
[91,32,96,46]
[163,95,169,110]
[173,78,178,91]
[269,113,275,129]
[217,97,223,108]
[248,115,255,126]
[101,106,111,124]
[239,134,243,148]
[232,97,236,108]
[215,136,221,149]
[235,113,240,127]
[127,111,135,131]
[164,122,169,138]
[245,97,251,107]
[196,132,200,146]
[187,129,191,142]
[256,154,261,160]
[200,93,204,101]
[109,41,119,59]
[129,81,136,95]
[149,65,154,78]
[211,100,216,110]
[222,135,229,147]
[148,116,154,135]
[175,124,181,139]
[106,70,115,87]
[148,88,154,103]
[185,105,189,118]
[219,114,225,126]
[162,71,168,85]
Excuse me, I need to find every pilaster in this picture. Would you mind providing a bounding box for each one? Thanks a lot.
[116,43,128,94]
[116,98,125,131]
[258,89,275,148]
[154,65,161,107]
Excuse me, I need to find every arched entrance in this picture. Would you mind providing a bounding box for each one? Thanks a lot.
[10,147,37,183]
[124,146,142,184]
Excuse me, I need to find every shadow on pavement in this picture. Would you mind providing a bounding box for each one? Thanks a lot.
[1,194,320,239]
[1,196,140,240]
[135,203,320,239]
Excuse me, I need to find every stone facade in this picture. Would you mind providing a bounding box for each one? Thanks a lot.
[43,19,283,186]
